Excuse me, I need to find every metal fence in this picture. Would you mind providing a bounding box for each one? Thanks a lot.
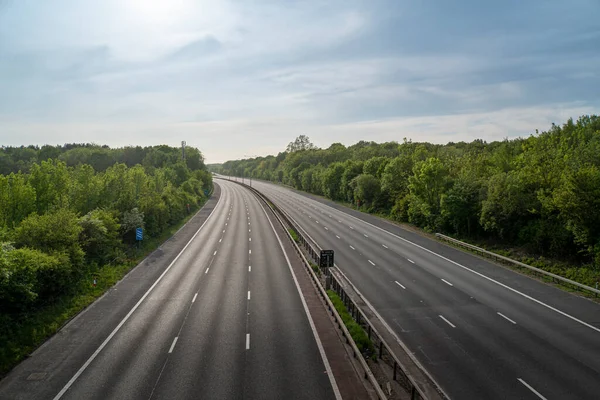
[435,233,600,297]
[238,181,435,400]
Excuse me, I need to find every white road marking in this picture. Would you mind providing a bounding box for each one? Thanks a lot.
[364,234,369,238]
[439,315,456,328]
[225,223,228,226]
[223,230,225,233]
[497,312,517,324]
[518,378,548,400]
[382,244,388,249]
[248,291,251,300]
[168,337,178,353]
[256,199,342,400]
[246,333,250,350]
[408,259,415,264]
[338,220,342,223]
[249,238,251,242]
[395,281,406,289]
[249,249,252,254]
[307,198,600,335]
[316,220,319,224]
[368,260,375,266]
[248,222,250,225]
[309,215,312,218]
[205,267,209,274]
[324,226,328,230]
[329,214,332,217]
[336,235,341,239]
[350,245,355,250]
[192,293,198,303]
[213,251,217,256]
[349,226,354,230]
[249,229,251,232]
[219,238,222,243]
[249,266,251,272]
[441,279,453,286]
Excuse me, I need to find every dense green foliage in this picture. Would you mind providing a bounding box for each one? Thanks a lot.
[327,290,375,357]
[213,116,600,269]
[0,144,212,372]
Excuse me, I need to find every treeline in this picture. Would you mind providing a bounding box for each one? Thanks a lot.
[0,143,205,175]
[214,116,600,268]
[0,144,212,315]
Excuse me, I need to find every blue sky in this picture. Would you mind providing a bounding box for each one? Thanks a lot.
[1,0,598,162]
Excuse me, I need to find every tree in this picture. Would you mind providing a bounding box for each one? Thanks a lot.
[352,174,380,208]
[286,135,317,152]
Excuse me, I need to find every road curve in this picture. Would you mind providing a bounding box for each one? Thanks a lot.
[0,180,336,400]
[249,178,600,400]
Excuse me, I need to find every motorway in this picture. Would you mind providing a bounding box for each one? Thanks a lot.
[249,179,600,400]
[0,180,336,400]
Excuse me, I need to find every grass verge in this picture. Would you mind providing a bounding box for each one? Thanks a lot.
[288,228,300,243]
[327,289,375,359]
[0,199,208,377]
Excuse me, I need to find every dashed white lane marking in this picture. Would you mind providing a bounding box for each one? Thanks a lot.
[368,260,375,266]
[518,379,547,400]
[441,279,453,287]
[364,234,369,238]
[249,249,252,255]
[205,268,209,274]
[249,266,251,272]
[439,315,456,328]
[248,291,251,300]
[497,312,517,324]
[382,244,388,249]
[350,245,355,250]
[316,220,319,224]
[219,238,222,243]
[324,226,328,230]
[349,226,354,230]
[395,281,406,289]
[246,334,250,350]
[223,230,225,233]
[336,235,340,239]
[249,238,252,242]
[213,251,217,256]
[192,293,198,303]
[408,259,415,264]
[338,220,342,223]
[249,229,251,232]
[168,337,178,353]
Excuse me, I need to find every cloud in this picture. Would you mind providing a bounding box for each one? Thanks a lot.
[0,0,599,162]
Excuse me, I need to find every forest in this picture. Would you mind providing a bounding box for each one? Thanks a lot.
[0,144,212,373]
[212,115,600,285]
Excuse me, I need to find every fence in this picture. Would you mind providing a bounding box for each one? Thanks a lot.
[237,180,438,400]
[435,234,600,297]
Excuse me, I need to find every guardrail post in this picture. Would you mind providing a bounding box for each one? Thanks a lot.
[411,386,417,400]
[393,361,397,380]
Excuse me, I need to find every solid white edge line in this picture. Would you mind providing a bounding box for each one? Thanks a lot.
[518,378,548,400]
[441,278,453,287]
[246,333,250,350]
[168,337,178,353]
[497,312,517,325]
[368,260,375,266]
[439,315,456,328]
[192,293,198,303]
[257,199,342,400]
[52,191,223,400]
[295,192,600,334]
[395,281,406,289]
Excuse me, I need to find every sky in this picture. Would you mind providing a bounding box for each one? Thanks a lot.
[0,0,599,163]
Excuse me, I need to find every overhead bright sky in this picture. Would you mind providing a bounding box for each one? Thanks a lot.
[1,0,599,162]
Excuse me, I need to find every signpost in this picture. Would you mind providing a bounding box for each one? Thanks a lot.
[320,249,334,269]
[136,227,143,241]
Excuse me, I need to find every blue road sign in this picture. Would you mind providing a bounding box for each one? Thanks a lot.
[136,227,143,241]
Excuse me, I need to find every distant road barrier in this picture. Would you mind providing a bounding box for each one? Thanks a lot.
[435,233,600,297]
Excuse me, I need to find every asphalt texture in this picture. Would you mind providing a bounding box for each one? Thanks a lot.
[0,180,336,400]
[248,179,600,400]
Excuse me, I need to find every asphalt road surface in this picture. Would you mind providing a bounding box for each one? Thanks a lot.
[248,178,600,400]
[0,180,336,400]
